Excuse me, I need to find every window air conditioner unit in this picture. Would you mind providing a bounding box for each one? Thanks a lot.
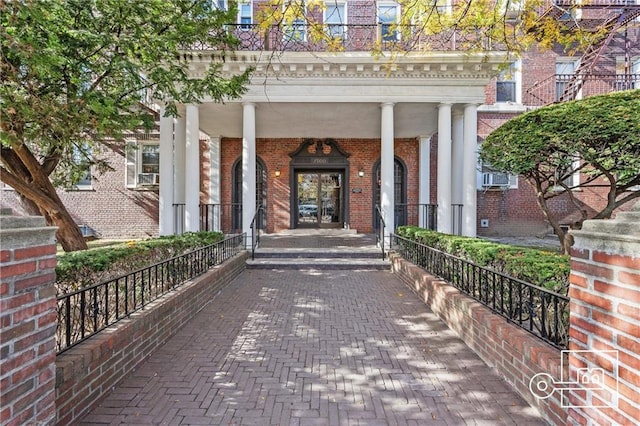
[482,172,510,187]
[138,173,160,185]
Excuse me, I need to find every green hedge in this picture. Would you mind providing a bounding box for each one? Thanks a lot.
[395,226,569,295]
[56,232,224,293]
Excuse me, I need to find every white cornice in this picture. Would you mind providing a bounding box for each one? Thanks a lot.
[186,50,509,81]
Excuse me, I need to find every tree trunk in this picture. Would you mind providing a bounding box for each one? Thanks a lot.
[531,181,569,254]
[44,202,89,252]
[1,166,88,252]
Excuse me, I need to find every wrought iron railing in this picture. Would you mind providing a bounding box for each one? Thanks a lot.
[190,23,494,52]
[391,203,437,230]
[524,73,640,106]
[56,234,245,354]
[374,205,386,259]
[200,203,243,234]
[250,205,264,260]
[391,234,569,348]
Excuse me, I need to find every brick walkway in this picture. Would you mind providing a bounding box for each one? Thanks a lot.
[80,232,546,425]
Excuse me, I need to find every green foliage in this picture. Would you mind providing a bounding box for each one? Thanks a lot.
[1,1,250,251]
[56,232,224,292]
[396,226,570,294]
[479,91,640,252]
[481,90,640,190]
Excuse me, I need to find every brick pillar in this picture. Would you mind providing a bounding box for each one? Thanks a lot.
[568,202,640,425]
[0,215,58,426]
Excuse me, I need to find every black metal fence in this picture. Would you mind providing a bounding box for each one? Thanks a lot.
[190,24,493,53]
[56,234,245,354]
[199,203,244,234]
[392,234,569,348]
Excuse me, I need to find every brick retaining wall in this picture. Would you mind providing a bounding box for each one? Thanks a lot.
[0,216,58,426]
[55,252,248,425]
[390,254,567,425]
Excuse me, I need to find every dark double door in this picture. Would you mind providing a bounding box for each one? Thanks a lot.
[295,171,344,228]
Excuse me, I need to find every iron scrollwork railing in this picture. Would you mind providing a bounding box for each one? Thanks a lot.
[392,234,569,349]
[374,205,386,260]
[56,234,245,354]
[250,205,264,260]
[191,24,494,53]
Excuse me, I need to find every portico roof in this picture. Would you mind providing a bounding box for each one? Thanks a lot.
[187,50,509,139]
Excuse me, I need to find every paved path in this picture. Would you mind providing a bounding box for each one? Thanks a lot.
[80,265,545,425]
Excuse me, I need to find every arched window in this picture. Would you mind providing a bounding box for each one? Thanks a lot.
[232,157,267,231]
[373,157,407,227]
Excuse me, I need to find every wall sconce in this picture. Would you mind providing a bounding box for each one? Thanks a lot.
[358,169,365,178]
[274,169,281,178]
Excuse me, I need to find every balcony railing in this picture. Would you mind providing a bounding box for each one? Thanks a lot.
[392,234,569,348]
[56,234,245,354]
[198,203,435,235]
[189,23,494,52]
[525,73,640,106]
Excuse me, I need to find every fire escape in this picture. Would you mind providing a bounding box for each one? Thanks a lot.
[526,0,640,105]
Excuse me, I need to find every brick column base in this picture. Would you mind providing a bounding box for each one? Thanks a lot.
[0,215,58,426]
[568,203,640,425]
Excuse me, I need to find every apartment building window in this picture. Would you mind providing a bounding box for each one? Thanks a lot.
[435,0,452,15]
[555,60,576,102]
[615,57,639,90]
[496,62,518,103]
[325,3,346,39]
[72,145,93,189]
[378,3,399,42]
[126,141,160,188]
[283,1,306,42]
[239,3,252,29]
[553,155,580,190]
[479,163,518,189]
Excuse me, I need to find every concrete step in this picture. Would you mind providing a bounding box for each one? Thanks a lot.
[247,246,390,270]
[253,247,383,259]
[246,257,390,270]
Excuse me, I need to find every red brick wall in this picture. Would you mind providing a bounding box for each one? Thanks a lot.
[0,147,159,240]
[0,217,58,426]
[220,137,419,234]
[390,254,567,426]
[568,210,640,426]
[55,253,248,425]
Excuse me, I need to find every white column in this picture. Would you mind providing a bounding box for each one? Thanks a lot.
[174,114,186,234]
[451,111,464,205]
[158,110,174,236]
[242,103,256,241]
[174,115,186,204]
[437,103,453,234]
[380,102,395,237]
[184,104,200,233]
[462,103,478,237]
[418,136,431,229]
[209,136,221,231]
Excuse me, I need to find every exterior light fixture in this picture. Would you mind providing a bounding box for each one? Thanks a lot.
[274,169,281,177]
[358,169,365,177]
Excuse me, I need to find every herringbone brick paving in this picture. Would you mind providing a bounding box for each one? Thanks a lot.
[80,231,546,425]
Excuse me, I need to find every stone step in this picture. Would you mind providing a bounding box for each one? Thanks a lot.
[253,247,383,259]
[246,257,390,270]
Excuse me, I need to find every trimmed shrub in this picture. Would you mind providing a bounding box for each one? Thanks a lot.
[56,232,224,294]
[395,226,569,294]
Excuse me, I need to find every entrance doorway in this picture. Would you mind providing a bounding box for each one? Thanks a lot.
[295,171,344,228]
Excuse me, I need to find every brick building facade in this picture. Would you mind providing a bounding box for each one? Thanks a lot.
[1,0,638,240]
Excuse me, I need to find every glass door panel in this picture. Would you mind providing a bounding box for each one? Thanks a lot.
[320,173,341,226]
[297,173,319,225]
[296,171,343,228]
